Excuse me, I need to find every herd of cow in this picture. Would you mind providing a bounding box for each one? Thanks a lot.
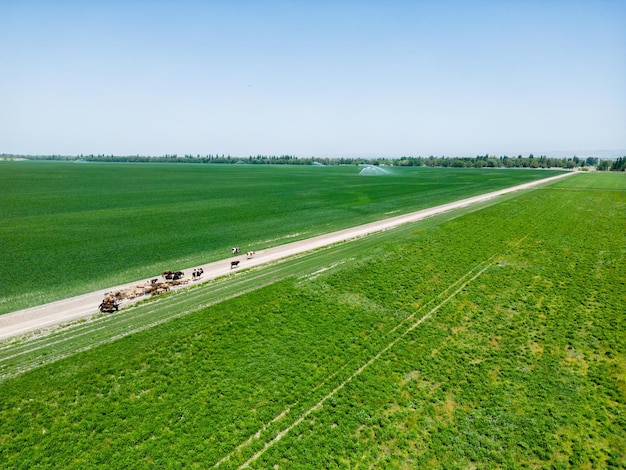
[99,248,256,313]
[98,274,190,313]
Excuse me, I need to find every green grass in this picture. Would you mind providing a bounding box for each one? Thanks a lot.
[0,161,564,314]
[0,172,623,468]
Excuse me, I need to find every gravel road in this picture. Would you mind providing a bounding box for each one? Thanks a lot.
[0,172,574,340]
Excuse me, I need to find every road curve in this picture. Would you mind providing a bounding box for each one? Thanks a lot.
[0,171,575,340]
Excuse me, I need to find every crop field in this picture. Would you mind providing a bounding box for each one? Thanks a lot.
[0,161,564,314]
[0,172,623,468]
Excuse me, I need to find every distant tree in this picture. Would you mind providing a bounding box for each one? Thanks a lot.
[610,156,626,171]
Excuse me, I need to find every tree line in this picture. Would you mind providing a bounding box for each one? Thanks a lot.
[596,156,625,171]
[2,153,625,170]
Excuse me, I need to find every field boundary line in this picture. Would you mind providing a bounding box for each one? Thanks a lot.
[227,259,496,469]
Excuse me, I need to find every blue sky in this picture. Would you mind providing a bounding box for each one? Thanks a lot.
[1,0,624,158]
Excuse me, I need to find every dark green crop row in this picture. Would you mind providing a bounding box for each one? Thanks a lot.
[0,162,564,314]
[0,172,623,468]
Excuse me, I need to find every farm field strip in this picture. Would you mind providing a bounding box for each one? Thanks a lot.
[1,163,568,314]
[228,256,499,468]
[0,171,574,342]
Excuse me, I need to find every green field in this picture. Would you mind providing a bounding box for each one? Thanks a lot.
[0,172,623,468]
[0,162,564,314]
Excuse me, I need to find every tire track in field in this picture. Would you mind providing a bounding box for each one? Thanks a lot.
[238,260,495,469]
[213,256,497,468]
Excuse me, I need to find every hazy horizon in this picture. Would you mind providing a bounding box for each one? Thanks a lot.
[2,1,624,158]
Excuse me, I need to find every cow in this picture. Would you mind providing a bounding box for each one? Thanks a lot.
[246,251,256,259]
[230,260,240,269]
[192,268,204,280]
[231,247,240,254]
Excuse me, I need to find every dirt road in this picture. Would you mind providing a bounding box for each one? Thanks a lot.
[0,171,574,340]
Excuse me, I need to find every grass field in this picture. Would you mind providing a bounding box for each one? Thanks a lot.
[0,172,623,468]
[0,162,564,314]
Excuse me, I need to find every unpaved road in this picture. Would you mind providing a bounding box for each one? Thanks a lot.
[0,172,575,340]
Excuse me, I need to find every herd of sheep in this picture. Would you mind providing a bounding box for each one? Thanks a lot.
[98,269,202,312]
[99,249,256,313]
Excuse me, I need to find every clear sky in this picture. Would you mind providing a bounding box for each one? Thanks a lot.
[1,0,624,158]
